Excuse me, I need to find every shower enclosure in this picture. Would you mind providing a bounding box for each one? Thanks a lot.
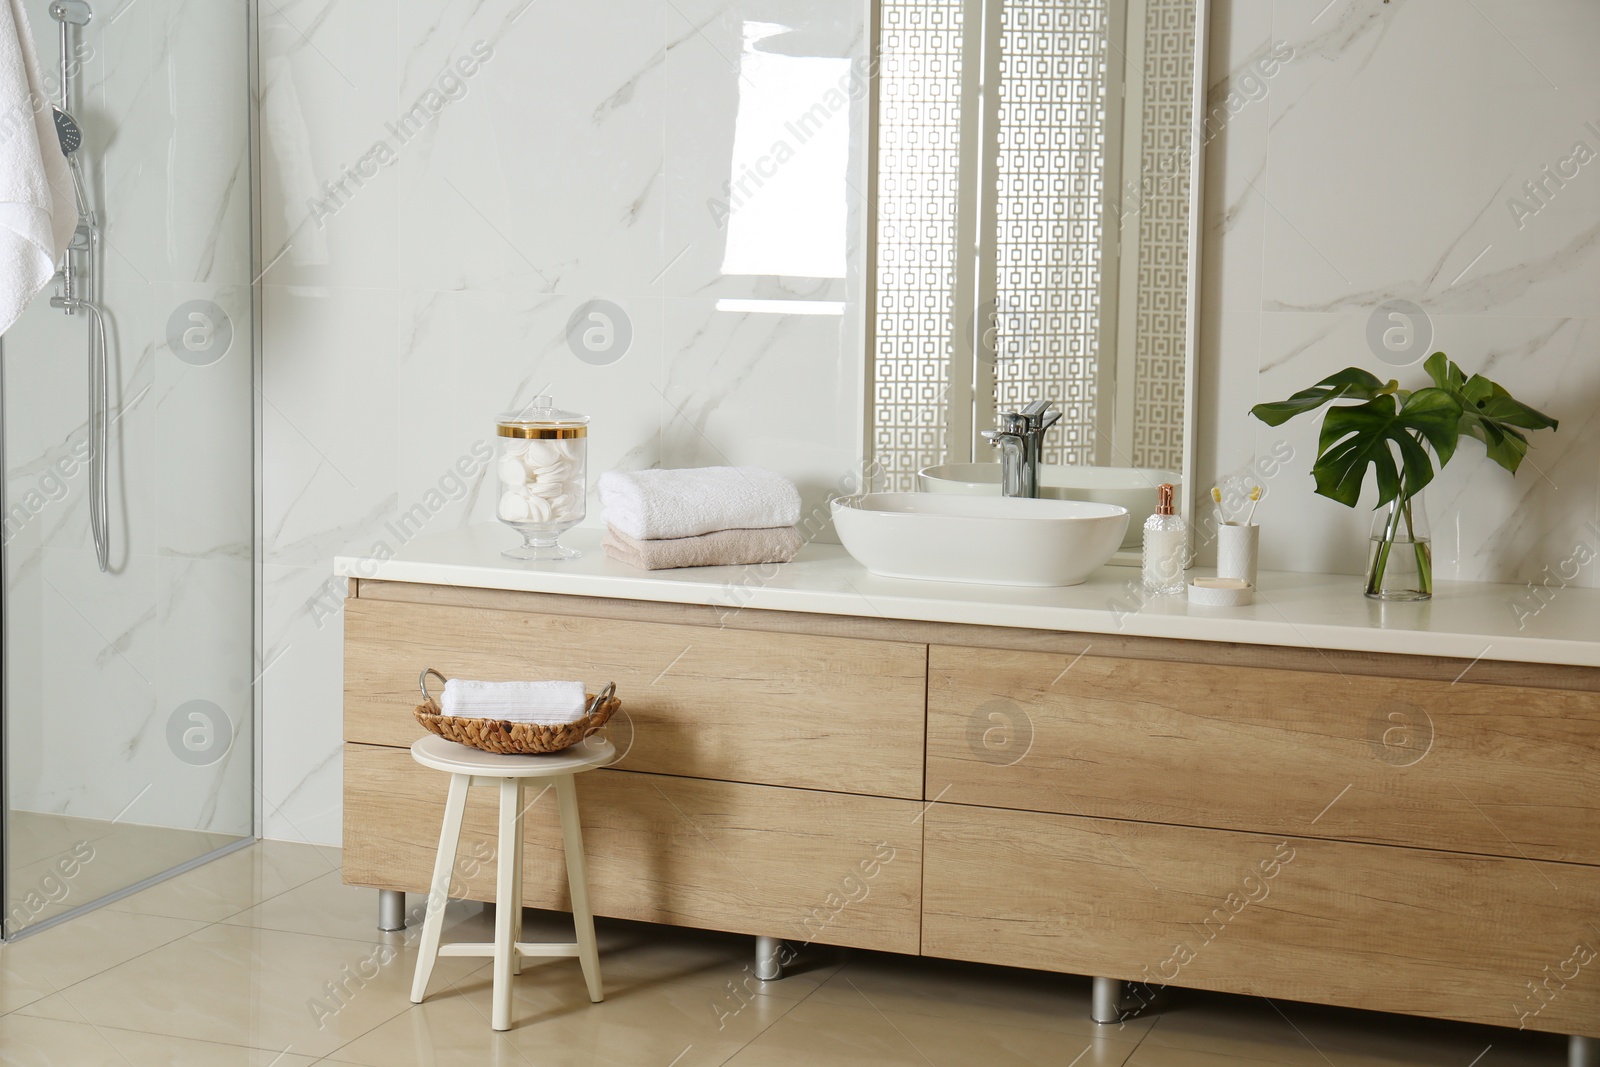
[0,0,256,937]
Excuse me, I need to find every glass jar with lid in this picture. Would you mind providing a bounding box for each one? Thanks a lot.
[495,395,588,561]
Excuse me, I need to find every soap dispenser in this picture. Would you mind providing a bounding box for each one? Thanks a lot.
[1142,483,1186,594]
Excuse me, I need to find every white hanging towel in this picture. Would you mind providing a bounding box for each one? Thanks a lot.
[0,0,76,336]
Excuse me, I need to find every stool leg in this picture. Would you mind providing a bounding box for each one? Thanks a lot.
[510,780,524,977]
[1574,1035,1600,1067]
[410,772,469,1004]
[556,774,603,1002]
[492,777,525,1031]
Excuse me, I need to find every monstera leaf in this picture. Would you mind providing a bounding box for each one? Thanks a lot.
[1250,351,1557,511]
[1311,389,1461,508]
[1249,367,1395,427]
[1422,352,1558,475]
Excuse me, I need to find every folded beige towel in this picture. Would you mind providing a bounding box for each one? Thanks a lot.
[603,524,802,570]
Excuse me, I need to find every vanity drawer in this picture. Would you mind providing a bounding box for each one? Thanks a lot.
[345,597,927,798]
[343,743,922,954]
[926,645,1600,864]
[922,802,1600,1038]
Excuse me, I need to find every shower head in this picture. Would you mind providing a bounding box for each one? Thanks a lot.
[52,107,81,156]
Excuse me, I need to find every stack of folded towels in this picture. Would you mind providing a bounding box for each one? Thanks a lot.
[441,678,588,724]
[598,465,803,571]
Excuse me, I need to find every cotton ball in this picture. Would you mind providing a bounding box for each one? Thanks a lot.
[497,455,527,487]
[498,492,530,521]
[523,440,559,467]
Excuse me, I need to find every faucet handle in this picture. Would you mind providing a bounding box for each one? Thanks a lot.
[1020,399,1055,422]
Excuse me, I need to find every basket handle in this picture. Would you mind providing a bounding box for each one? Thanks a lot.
[588,681,616,717]
[419,667,447,703]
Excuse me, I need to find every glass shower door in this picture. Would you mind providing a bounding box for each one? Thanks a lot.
[1,0,255,937]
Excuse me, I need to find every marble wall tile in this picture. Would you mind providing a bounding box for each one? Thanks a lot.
[1196,0,1600,588]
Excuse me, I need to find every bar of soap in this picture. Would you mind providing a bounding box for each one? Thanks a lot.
[1188,577,1253,607]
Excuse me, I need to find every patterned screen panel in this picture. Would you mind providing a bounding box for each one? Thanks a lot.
[872,0,1193,484]
[1130,0,1194,472]
[991,0,1109,467]
[873,0,965,491]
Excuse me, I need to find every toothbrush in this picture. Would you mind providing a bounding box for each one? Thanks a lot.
[1211,486,1224,526]
[1243,485,1262,525]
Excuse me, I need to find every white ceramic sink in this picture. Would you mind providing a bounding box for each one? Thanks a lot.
[831,493,1129,587]
[918,463,1180,549]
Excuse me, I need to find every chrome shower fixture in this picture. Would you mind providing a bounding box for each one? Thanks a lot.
[49,0,91,113]
[47,0,110,574]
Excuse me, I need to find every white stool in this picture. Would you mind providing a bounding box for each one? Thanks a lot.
[408,734,613,1030]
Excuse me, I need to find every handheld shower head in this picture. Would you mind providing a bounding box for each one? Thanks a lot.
[52,106,80,155]
[51,107,92,220]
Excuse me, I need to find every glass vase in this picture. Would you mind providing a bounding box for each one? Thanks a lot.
[1365,493,1431,601]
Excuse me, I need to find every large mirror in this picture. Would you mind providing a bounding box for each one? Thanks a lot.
[868,0,1207,536]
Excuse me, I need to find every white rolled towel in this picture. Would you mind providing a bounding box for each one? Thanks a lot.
[598,466,801,541]
[441,679,588,725]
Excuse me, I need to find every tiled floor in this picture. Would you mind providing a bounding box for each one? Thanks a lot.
[5,811,241,935]
[0,840,1575,1064]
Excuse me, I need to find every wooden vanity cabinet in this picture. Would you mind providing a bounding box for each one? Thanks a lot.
[341,579,1600,1039]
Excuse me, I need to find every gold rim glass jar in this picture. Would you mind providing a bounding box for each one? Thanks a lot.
[495,395,589,561]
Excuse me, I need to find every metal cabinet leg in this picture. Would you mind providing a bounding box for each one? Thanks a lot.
[378,889,406,932]
[1091,977,1123,1024]
[755,935,785,981]
[1573,1035,1599,1067]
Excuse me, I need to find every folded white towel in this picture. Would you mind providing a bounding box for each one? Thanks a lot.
[0,0,77,336]
[441,679,588,725]
[598,466,801,541]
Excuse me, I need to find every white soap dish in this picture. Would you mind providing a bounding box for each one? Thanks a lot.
[1188,577,1254,607]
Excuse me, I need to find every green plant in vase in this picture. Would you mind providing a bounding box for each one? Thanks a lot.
[1250,353,1558,600]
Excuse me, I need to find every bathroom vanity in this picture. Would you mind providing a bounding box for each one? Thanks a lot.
[337,526,1600,1050]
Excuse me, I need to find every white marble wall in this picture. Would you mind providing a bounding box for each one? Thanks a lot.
[261,0,1600,846]
[1196,0,1600,586]
[3,1,254,834]
[258,0,870,843]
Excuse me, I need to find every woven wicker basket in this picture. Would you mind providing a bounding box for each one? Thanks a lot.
[414,670,620,755]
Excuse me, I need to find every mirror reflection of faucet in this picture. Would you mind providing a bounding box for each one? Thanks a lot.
[981,399,1062,498]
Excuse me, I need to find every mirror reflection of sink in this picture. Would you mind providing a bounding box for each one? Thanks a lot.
[918,463,1180,550]
[831,493,1129,587]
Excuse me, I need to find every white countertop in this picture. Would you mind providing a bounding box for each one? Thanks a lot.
[335,525,1600,668]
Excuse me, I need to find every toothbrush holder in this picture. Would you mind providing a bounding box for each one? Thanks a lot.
[1216,522,1259,588]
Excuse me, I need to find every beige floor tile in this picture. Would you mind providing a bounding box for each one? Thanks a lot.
[1140,991,1567,1067]
[1123,1045,1294,1067]
[220,871,457,941]
[805,951,1158,1041]
[330,959,797,1067]
[14,923,486,1060]
[3,818,241,937]
[0,908,205,1014]
[0,1014,321,1066]
[108,839,340,923]
[722,996,1140,1067]
[4,812,121,868]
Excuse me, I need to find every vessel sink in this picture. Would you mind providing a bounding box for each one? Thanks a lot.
[918,463,1179,549]
[831,493,1129,587]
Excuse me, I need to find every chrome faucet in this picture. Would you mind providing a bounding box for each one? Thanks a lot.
[981,399,1062,498]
